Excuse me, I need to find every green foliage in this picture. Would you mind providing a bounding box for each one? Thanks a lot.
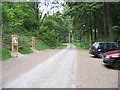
[2,2,71,60]
[35,39,50,50]
[18,35,50,54]
[2,34,51,60]
[39,14,69,47]
[3,2,120,61]
[2,48,11,60]
[18,36,32,54]
[65,2,120,48]
[113,26,120,42]
[81,41,90,50]
[72,39,90,50]
[2,2,70,51]
[72,42,81,48]
[19,45,32,54]
[57,43,68,49]
[2,2,38,33]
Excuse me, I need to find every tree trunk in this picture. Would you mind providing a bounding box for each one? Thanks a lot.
[66,36,68,43]
[90,19,93,44]
[105,2,114,41]
[103,2,108,38]
[35,2,39,30]
[93,11,97,42]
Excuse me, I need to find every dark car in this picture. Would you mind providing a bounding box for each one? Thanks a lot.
[103,50,120,70]
[89,42,119,58]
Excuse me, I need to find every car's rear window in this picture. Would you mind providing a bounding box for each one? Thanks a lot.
[92,42,119,50]
[118,43,120,50]
[106,43,118,50]
[99,43,106,49]
[93,42,97,46]
[93,43,99,48]
[113,43,118,49]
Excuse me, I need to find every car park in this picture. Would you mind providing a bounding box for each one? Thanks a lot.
[89,42,119,58]
[103,50,120,70]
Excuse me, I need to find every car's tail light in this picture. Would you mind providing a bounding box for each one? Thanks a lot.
[111,54,119,58]
[92,46,97,51]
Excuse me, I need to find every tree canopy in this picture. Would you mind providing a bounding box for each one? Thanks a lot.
[2,1,120,50]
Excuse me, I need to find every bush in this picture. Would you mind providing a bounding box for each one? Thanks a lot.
[2,48,11,60]
[19,45,32,54]
[35,39,50,50]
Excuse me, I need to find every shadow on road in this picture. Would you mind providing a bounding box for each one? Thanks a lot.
[103,64,116,70]
[90,55,102,59]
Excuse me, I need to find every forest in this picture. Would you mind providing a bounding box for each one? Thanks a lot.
[1,1,120,60]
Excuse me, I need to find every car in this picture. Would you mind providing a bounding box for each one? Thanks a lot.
[89,42,119,58]
[103,50,120,70]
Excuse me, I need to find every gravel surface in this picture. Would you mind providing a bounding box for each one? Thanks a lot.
[75,49,118,88]
[2,49,62,88]
[4,45,77,88]
[1,45,119,88]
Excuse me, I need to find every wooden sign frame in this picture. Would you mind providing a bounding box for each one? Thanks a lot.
[12,34,19,53]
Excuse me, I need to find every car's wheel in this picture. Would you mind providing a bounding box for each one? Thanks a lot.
[94,55,98,58]
[112,60,120,70]
[98,52,103,58]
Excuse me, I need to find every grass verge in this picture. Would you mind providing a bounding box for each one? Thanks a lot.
[2,35,51,60]
[72,42,89,50]
[2,48,11,60]
[57,43,68,49]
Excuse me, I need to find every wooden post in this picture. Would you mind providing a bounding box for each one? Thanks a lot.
[32,37,35,49]
[12,34,14,53]
[12,43,14,53]
[17,45,18,52]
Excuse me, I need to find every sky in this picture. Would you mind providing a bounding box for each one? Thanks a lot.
[38,0,65,18]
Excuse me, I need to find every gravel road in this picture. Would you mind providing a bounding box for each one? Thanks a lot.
[75,49,118,88]
[1,45,119,88]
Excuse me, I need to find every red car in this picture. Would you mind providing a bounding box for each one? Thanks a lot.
[103,50,120,70]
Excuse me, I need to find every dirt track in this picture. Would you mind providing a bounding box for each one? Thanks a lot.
[1,45,118,88]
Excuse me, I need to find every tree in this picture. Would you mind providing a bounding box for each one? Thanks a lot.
[105,2,114,41]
